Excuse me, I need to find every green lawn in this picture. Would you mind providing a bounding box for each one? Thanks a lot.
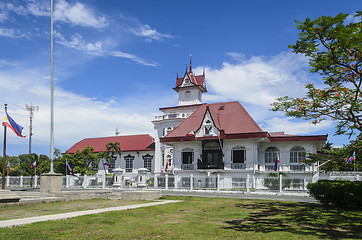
[0,196,361,240]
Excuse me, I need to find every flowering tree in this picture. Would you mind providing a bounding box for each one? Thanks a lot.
[272,12,362,136]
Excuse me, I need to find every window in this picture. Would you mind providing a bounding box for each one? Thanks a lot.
[290,146,305,163]
[185,91,191,100]
[124,155,134,172]
[232,146,246,163]
[265,147,279,164]
[166,155,172,167]
[143,154,153,171]
[166,127,172,135]
[182,148,193,164]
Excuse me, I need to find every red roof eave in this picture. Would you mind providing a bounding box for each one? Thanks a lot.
[268,134,328,142]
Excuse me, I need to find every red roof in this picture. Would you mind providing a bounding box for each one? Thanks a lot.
[174,68,206,92]
[161,101,265,142]
[66,134,154,154]
[268,132,328,142]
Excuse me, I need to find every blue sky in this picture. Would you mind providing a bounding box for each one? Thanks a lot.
[0,0,360,156]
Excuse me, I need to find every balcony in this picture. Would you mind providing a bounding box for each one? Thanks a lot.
[181,164,194,170]
[197,162,224,170]
[154,113,189,121]
[231,163,246,169]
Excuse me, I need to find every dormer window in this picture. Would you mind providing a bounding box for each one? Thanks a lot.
[185,91,191,100]
[204,120,213,135]
[184,78,190,84]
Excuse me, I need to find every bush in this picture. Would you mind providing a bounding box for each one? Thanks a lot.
[307,180,362,208]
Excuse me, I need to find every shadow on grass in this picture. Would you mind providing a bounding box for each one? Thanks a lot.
[224,201,362,239]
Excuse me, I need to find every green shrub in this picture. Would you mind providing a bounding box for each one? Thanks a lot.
[307,180,362,208]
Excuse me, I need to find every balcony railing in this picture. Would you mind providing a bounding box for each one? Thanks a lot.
[154,113,189,121]
[181,164,194,170]
[231,163,246,169]
[197,162,224,170]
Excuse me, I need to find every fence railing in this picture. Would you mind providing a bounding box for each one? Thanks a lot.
[2,172,360,192]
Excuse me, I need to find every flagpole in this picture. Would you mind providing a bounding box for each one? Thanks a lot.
[49,0,55,174]
[2,104,7,190]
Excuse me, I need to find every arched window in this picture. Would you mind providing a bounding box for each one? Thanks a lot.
[290,146,305,163]
[185,91,191,100]
[232,146,246,163]
[182,148,194,164]
[166,127,172,135]
[265,147,279,164]
[166,154,172,167]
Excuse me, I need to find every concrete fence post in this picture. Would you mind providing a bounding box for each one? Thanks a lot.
[66,175,69,188]
[165,174,169,190]
[102,174,106,189]
[217,174,220,192]
[34,176,37,188]
[20,176,23,187]
[190,174,193,191]
[279,174,283,194]
[246,174,250,193]
[6,175,9,187]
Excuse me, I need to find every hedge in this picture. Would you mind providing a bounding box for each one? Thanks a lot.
[307,180,362,208]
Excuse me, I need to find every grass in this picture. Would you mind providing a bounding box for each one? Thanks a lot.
[0,196,361,239]
[0,199,148,221]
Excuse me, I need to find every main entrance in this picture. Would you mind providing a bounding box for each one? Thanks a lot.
[198,140,224,169]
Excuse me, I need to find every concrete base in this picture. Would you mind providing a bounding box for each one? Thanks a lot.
[119,191,162,201]
[40,173,63,193]
[0,190,21,203]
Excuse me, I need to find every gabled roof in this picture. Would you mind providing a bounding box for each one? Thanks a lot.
[161,101,267,142]
[66,134,155,154]
[174,64,207,92]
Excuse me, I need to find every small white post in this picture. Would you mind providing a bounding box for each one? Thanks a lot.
[217,174,220,192]
[20,176,23,187]
[34,176,37,188]
[154,174,158,188]
[190,174,193,191]
[165,174,169,190]
[102,174,106,188]
[6,175,9,187]
[66,175,69,188]
[279,174,283,194]
[83,175,87,188]
[246,174,250,193]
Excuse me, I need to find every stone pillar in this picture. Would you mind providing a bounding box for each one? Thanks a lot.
[40,173,62,193]
[137,168,149,189]
[112,168,124,189]
[34,176,38,188]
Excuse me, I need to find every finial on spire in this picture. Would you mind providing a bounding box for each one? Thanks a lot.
[189,54,192,72]
[177,72,179,79]
[185,64,188,73]
[203,68,205,76]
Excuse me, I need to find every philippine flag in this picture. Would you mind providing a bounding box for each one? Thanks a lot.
[345,151,355,164]
[103,159,112,167]
[165,160,168,172]
[31,161,36,169]
[7,162,10,174]
[66,160,72,171]
[2,112,26,138]
[274,154,280,172]
[182,131,195,141]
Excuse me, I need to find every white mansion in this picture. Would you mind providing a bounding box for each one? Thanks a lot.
[67,61,327,189]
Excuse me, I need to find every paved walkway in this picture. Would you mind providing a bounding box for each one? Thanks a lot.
[0,200,181,228]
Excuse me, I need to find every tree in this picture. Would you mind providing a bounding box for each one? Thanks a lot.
[98,142,121,171]
[272,12,362,136]
[59,145,100,175]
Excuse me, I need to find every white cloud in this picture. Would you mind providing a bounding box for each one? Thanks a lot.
[129,24,173,42]
[0,61,155,156]
[200,52,310,107]
[54,0,108,29]
[111,51,159,67]
[0,27,29,38]
[261,117,333,135]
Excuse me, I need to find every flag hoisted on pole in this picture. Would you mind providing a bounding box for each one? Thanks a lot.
[2,104,26,190]
[66,160,72,172]
[274,153,280,172]
[7,162,10,175]
[345,151,355,164]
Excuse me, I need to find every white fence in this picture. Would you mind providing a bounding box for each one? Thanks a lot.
[2,172,360,192]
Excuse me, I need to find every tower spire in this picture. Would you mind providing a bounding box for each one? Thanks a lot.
[189,54,192,72]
